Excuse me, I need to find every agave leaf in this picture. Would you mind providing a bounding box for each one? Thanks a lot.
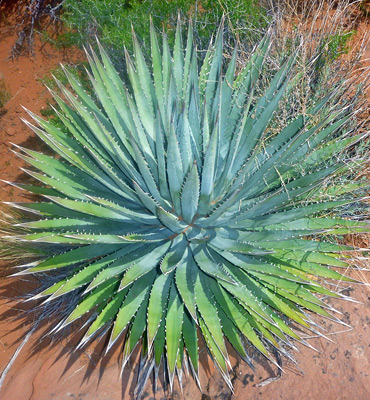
[182,311,199,374]
[175,250,198,321]
[62,278,119,327]
[225,33,270,144]
[157,207,187,234]
[51,91,109,160]
[257,238,352,252]
[209,280,271,355]
[86,244,148,292]
[267,255,357,282]
[110,270,156,348]
[33,123,133,201]
[198,316,232,390]
[83,287,129,344]
[205,17,224,125]
[38,278,68,297]
[123,89,158,180]
[18,217,113,233]
[209,236,273,256]
[86,195,160,225]
[187,86,202,164]
[23,114,91,171]
[218,271,275,326]
[166,123,184,214]
[166,282,184,385]
[160,234,188,274]
[150,19,164,114]
[274,289,333,318]
[194,271,229,362]
[119,241,171,289]
[210,248,306,284]
[119,230,173,243]
[154,316,166,367]
[96,39,126,97]
[86,47,134,154]
[191,244,236,284]
[173,15,184,96]
[55,80,117,157]
[217,227,324,242]
[2,181,60,198]
[82,69,134,169]
[147,272,173,349]
[129,139,164,207]
[287,117,352,167]
[179,114,194,181]
[49,244,142,298]
[44,196,127,221]
[276,249,349,267]
[228,115,349,207]
[125,48,155,148]
[121,293,150,368]
[217,83,255,194]
[199,34,214,97]
[242,272,310,328]
[61,64,102,116]
[230,199,356,229]
[132,28,157,114]
[161,29,172,114]
[23,244,121,273]
[176,337,185,373]
[257,217,369,231]
[15,157,90,202]
[153,115,171,201]
[60,234,135,244]
[133,179,160,216]
[231,54,297,179]
[218,307,248,360]
[198,122,219,215]
[232,165,342,222]
[183,19,195,102]
[234,31,270,89]
[217,47,237,163]
[13,144,126,202]
[302,136,359,169]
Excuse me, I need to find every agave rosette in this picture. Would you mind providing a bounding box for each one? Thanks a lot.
[5,19,368,390]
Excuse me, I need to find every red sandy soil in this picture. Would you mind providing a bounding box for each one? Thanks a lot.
[0,5,370,400]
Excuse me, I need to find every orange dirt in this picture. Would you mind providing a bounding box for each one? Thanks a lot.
[0,5,370,400]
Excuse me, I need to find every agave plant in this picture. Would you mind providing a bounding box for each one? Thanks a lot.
[4,18,368,394]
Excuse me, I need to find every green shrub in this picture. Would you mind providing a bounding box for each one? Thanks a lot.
[4,19,368,395]
[0,78,11,110]
[61,0,267,68]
